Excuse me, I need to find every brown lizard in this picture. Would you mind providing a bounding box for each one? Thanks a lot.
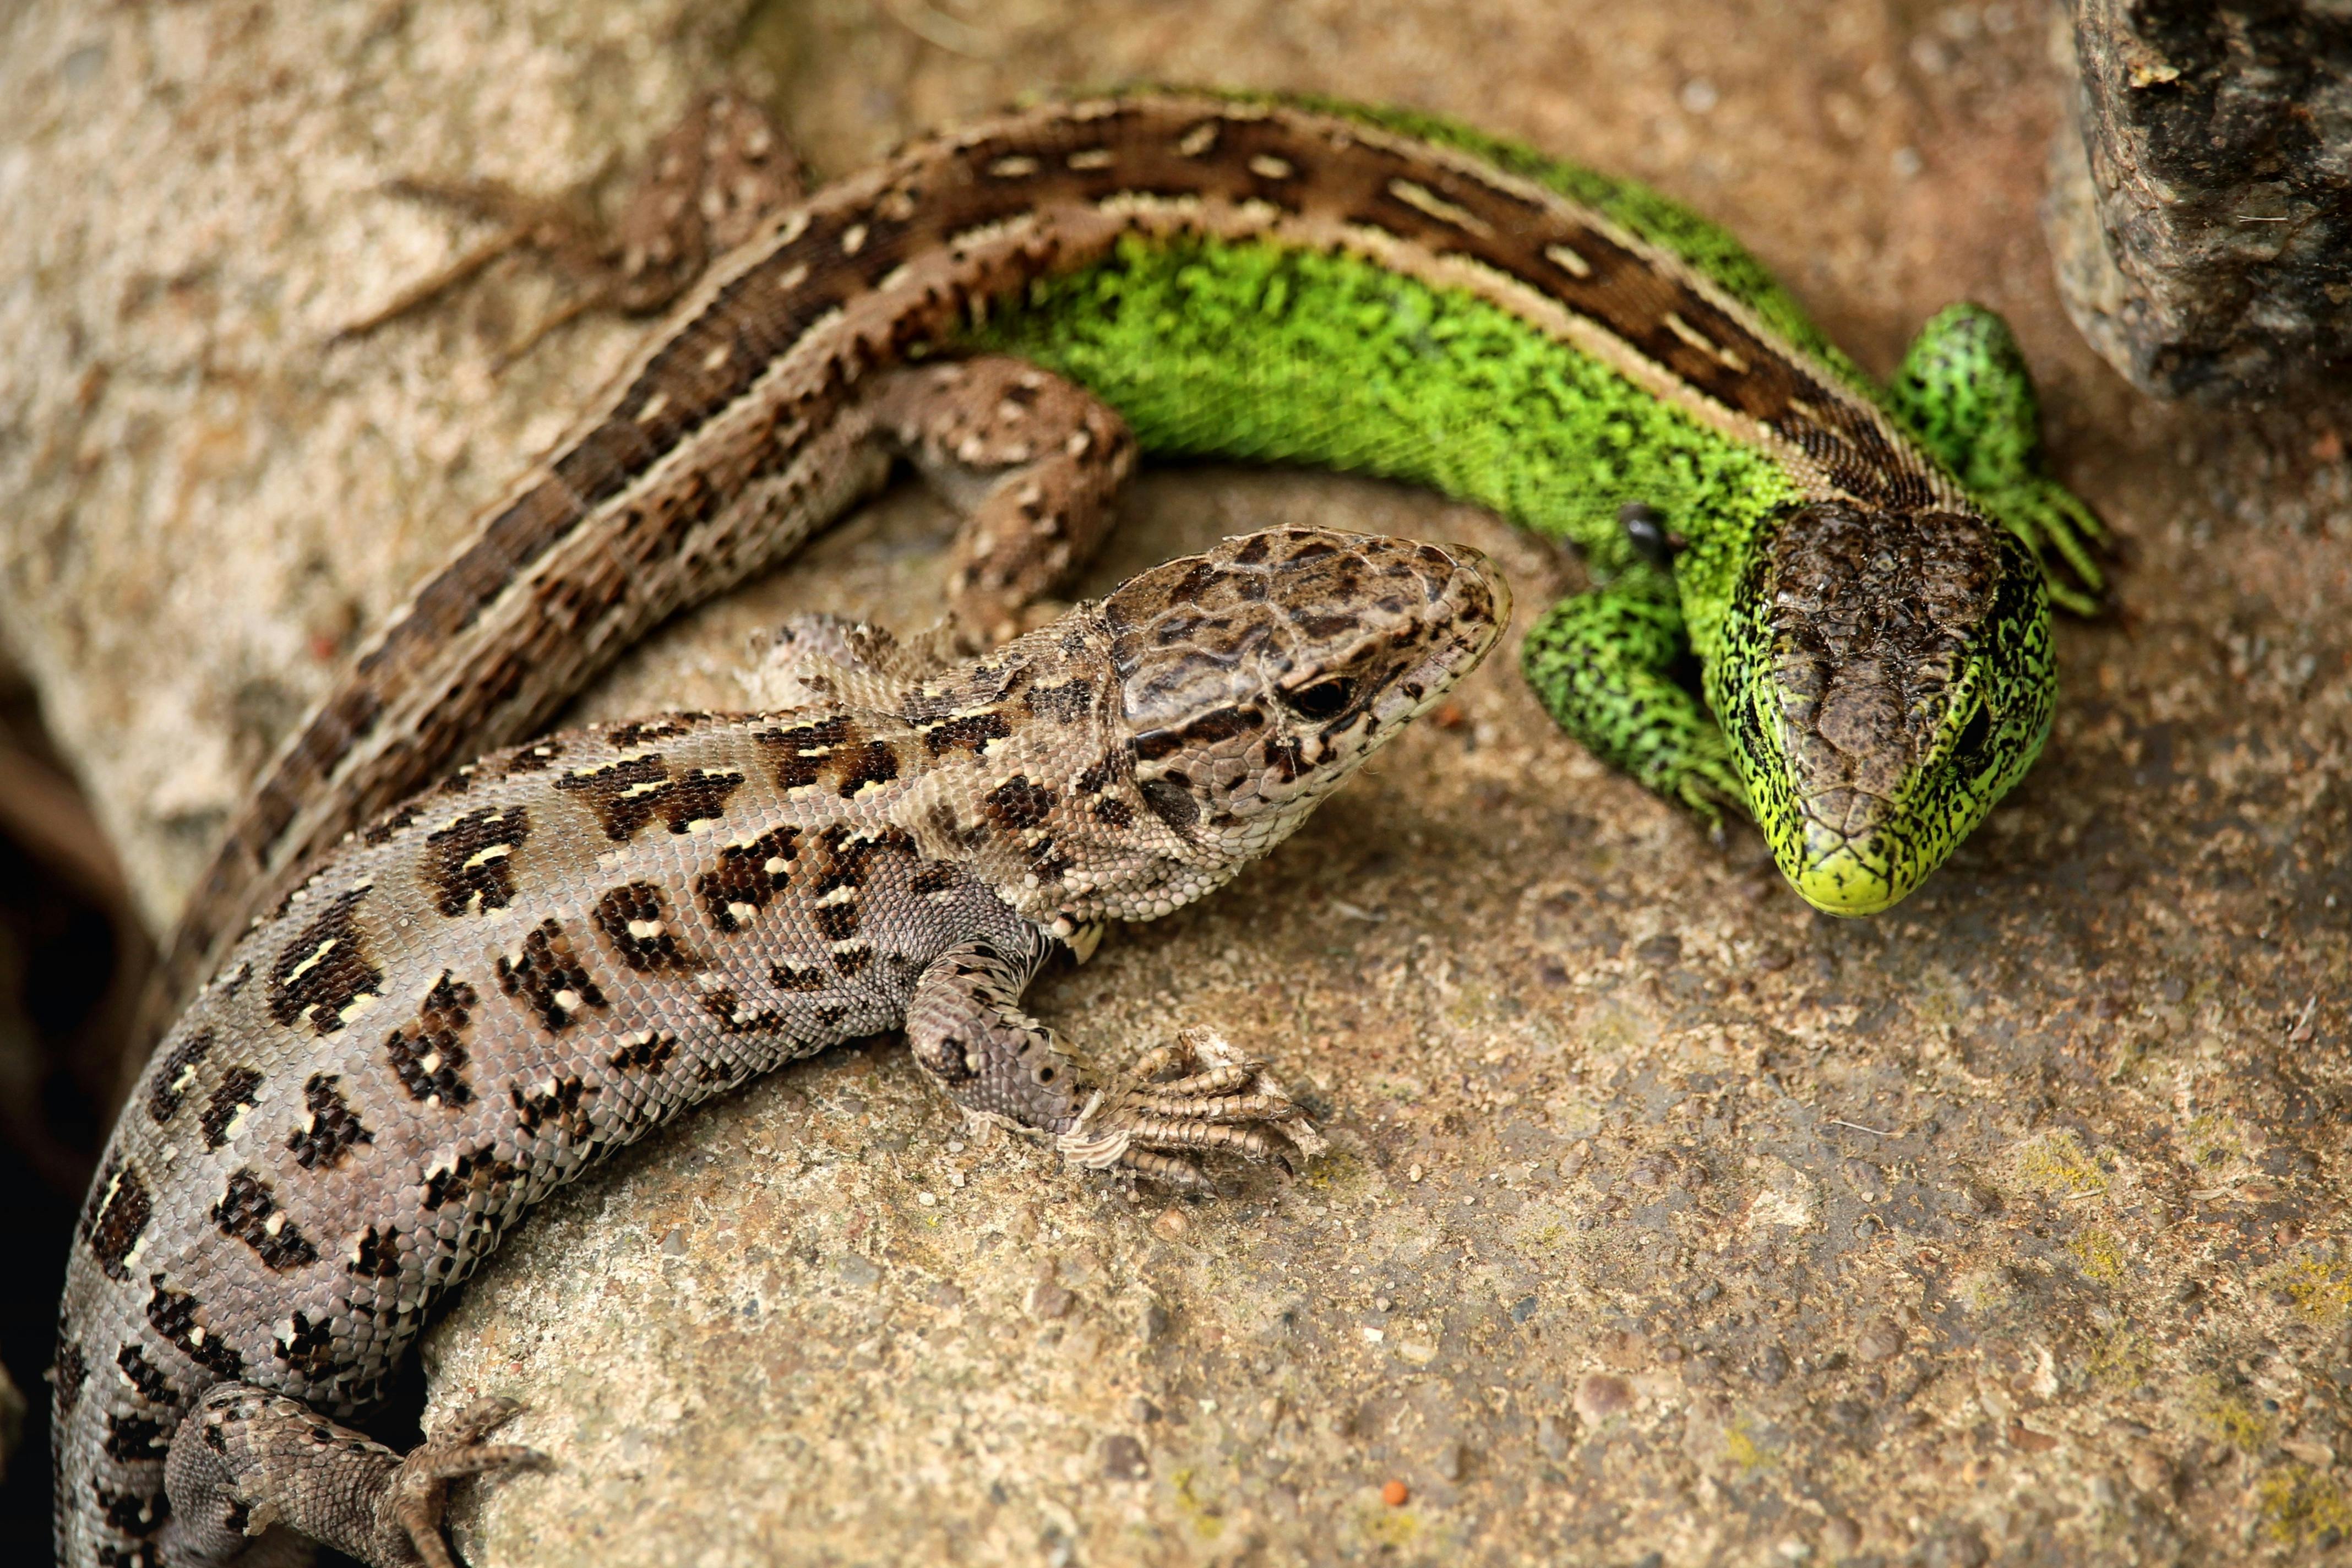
[57,526,1506,1566]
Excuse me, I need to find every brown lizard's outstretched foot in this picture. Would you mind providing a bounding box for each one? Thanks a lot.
[338,90,804,353]
[388,1398,542,1568]
[907,941,1326,1192]
[162,1385,540,1568]
[1058,1028,1330,1193]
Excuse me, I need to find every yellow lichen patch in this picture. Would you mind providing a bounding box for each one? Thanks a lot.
[2083,1327,2153,1392]
[2262,1256,2352,1325]
[2257,1463,2352,1548]
[1169,1467,1226,1540]
[2011,1130,2108,1199]
[2188,1376,2272,1452]
[2068,1228,2128,1287]
[1359,1501,1422,1548]
[1723,1420,1773,1474]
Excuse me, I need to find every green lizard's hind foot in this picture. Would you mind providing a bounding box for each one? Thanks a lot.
[1892,302,2110,614]
[1520,567,1748,826]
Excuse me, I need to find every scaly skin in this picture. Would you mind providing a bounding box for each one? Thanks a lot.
[965,96,2105,914]
[152,90,2112,1038]
[57,529,1506,1568]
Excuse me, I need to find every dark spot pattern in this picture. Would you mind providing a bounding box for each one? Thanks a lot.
[422,1146,522,1213]
[213,1168,319,1272]
[1092,797,1136,827]
[146,1027,215,1124]
[286,1074,374,1170]
[703,987,782,1035]
[697,825,801,932]
[84,1157,153,1282]
[769,963,829,992]
[384,972,478,1106]
[422,804,531,916]
[266,889,383,1036]
[349,1225,401,1280]
[809,824,916,896]
[513,1075,597,1142]
[609,1032,678,1072]
[199,1067,265,1151]
[148,1277,245,1378]
[1023,679,1093,722]
[814,902,862,941]
[834,739,900,798]
[556,754,674,841]
[983,775,1057,831]
[497,919,609,1033]
[593,881,703,971]
[500,740,567,775]
[921,710,1011,755]
[104,1413,170,1463]
[55,1340,88,1414]
[361,802,424,846]
[759,716,853,792]
[910,861,964,896]
[276,1310,337,1379]
[603,717,696,749]
[115,1344,171,1405]
[663,767,746,830]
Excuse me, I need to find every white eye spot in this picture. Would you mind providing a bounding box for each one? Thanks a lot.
[1178,123,1218,157]
[702,342,732,373]
[1544,242,1593,279]
[988,155,1039,178]
[840,223,868,255]
[553,989,584,1013]
[1248,154,1293,180]
[627,919,666,940]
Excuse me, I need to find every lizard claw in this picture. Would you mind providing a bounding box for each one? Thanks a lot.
[1057,1028,1329,1190]
[388,1397,543,1568]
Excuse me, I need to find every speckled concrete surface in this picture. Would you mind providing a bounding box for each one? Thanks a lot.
[3,2,2348,1564]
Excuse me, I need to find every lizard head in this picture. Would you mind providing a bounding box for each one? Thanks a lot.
[1714,501,2053,915]
[1104,527,1508,867]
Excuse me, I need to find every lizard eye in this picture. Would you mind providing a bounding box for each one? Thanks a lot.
[1277,677,1355,722]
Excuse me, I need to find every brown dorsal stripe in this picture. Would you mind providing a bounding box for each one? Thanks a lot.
[159,91,1952,1036]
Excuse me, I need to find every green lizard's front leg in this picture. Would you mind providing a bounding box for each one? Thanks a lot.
[1890,303,2109,614]
[1519,560,1747,825]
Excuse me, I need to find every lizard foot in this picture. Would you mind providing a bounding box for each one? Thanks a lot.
[1057,1028,1331,1193]
[386,1398,543,1568]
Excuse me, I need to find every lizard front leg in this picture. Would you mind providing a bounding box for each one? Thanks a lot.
[1519,561,1749,827]
[161,1386,537,1568]
[1889,302,2110,613]
[904,929,1316,1192]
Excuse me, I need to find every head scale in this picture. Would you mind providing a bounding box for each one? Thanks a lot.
[1716,502,2052,914]
[1104,528,1508,869]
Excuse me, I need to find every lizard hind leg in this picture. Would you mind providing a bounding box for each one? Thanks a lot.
[1518,565,1749,827]
[162,1385,539,1568]
[861,356,1139,648]
[1890,302,2110,612]
[905,937,1319,1194]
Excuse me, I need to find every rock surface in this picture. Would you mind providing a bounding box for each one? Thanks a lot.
[2045,0,2352,401]
[4,1,2351,1564]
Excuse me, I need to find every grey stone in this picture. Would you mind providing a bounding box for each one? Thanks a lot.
[2046,0,2352,399]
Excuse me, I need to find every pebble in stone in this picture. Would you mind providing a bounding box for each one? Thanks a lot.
[1855,1318,1906,1362]
[1101,1434,1148,1480]
[1574,1373,1635,1424]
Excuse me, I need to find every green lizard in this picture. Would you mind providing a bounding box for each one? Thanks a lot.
[162,88,2109,1016]
[965,94,2107,913]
